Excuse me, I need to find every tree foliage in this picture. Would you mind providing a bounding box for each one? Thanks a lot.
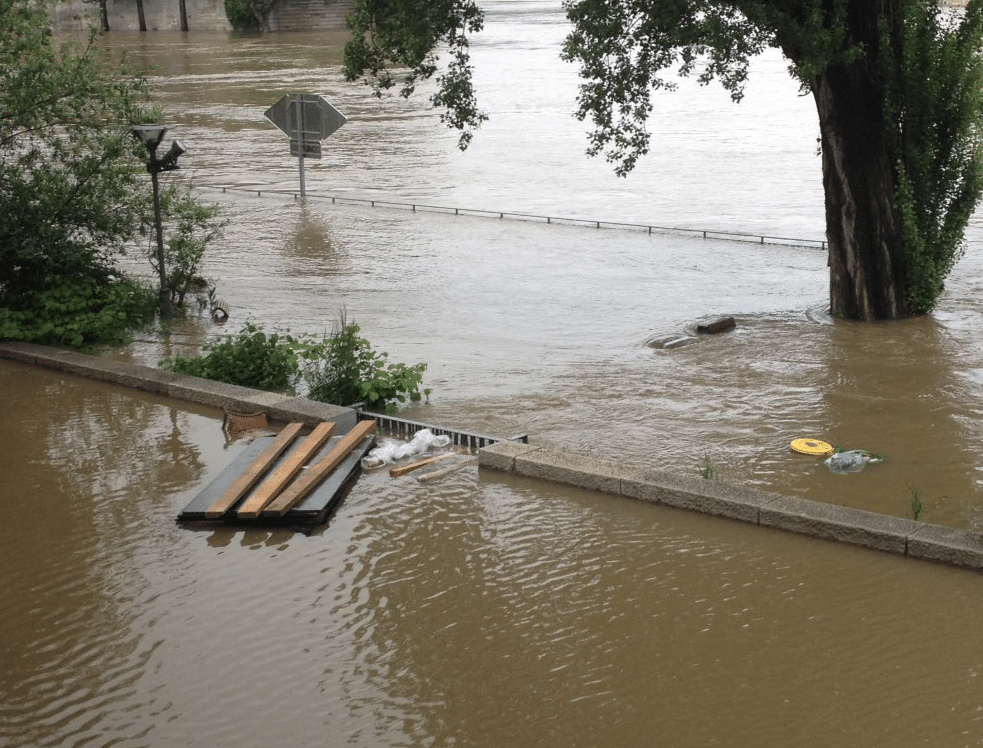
[343,0,487,148]
[880,0,983,313]
[0,0,156,345]
[0,0,225,346]
[343,0,983,320]
[0,0,149,301]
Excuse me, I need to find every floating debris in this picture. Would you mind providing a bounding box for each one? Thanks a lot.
[790,438,835,457]
[824,450,884,474]
[696,316,737,334]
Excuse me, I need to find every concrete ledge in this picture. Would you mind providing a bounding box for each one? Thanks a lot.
[264,396,357,431]
[759,495,916,555]
[479,438,983,572]
[0,341,356,430]
[478,440,544,472]
[511,446,624,495]
[907,523,983,569]
[622,467,774,524]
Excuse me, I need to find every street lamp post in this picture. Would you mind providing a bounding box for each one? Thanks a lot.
[131,125,186,318]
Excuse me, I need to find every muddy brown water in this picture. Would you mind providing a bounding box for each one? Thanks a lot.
[4,360,983,746]
[5,4,983,744]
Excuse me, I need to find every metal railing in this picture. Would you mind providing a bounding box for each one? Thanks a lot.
[198,183,829,251]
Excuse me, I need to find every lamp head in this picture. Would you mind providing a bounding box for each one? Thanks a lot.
[131,124,168,152]
[158,139,186,171]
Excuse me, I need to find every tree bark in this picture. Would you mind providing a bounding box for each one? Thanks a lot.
[807,1,910,321]
[136,0,148,32]
[812,60,908,320]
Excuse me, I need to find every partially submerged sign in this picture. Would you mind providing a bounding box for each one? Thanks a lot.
[264,93,347,195]
[265,94,347,152]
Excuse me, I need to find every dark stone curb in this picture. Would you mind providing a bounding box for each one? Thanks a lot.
[5,341,982,571]
[478,441,983,572]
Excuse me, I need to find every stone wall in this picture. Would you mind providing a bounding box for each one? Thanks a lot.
[49,0,354,32]
[50,0,231,31]
[268,0,354,31]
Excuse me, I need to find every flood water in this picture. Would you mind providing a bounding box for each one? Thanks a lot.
[5,2,983,745]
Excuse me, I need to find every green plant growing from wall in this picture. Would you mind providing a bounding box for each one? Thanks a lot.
[224,0,279,30]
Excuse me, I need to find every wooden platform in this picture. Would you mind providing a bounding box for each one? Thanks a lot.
[178,421,376,526]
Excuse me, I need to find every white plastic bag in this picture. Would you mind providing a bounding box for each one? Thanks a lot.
[361,428,452,469]
[824,450,868,474]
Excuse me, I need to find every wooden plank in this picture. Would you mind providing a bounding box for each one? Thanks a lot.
[237,421,336,518]
[203,423,304,519]
[416,457,478,483]
[180,437,277,521]
[263,420,377,517]
[287,435,376,523]
[389,447,465,478]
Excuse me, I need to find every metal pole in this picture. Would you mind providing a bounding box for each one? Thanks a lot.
[295,94,306,198]
[149,165,172,318]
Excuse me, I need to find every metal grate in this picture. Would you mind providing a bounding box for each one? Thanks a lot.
[356,410,527,449]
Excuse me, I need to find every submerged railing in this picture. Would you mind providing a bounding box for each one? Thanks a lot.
[198,183,829,251]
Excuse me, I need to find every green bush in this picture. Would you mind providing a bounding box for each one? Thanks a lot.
[224,0,277,30]
[167,322,300,391]
[303,320,430,413]
[164,319,431,413]
[0,276,156,348]
[157,183,225,310]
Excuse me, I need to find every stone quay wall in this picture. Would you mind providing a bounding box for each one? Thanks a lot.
[49,0,355,32]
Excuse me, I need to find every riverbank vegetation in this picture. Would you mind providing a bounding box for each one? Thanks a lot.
[343,0,983,322]
[166,318,430,413]
[0,0,223,347]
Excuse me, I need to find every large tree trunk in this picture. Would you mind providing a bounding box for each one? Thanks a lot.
[812,61,908,321]
[136,0,148,32]
[808,0,911,322]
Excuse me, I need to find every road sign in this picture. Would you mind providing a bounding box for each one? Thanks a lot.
[265,94,347,141]
[290,139,322,159]
[265,94,347,196]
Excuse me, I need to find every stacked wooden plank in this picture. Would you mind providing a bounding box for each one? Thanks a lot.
[178,420,376,526]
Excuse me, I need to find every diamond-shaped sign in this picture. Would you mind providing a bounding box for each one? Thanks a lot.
[265,94,347,141]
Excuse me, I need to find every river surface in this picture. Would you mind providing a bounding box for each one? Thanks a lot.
[4,2,983,745]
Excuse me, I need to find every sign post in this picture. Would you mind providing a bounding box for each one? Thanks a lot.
[264,94,347,197]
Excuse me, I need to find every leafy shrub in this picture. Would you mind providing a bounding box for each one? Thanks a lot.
[303,319,430,414]
[157,183,225,309]
[164,318,431,412]
[167,322,300,391]
[224,0,277,30]
[0,276,156,348]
